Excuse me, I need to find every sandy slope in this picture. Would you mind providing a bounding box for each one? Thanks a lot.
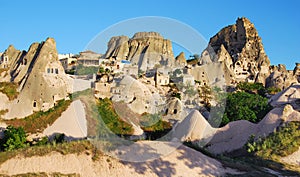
[0,141,241,177]
[43,100,87,139]
[174,104,300,154]
[281,147,300,166]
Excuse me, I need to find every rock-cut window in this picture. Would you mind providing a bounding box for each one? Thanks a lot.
[55,68,58,74]
[33,100,37,108]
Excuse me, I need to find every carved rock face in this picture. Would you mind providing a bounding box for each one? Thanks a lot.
[207,17,271,84]
[1,38,70,119]
[104,32,175,71]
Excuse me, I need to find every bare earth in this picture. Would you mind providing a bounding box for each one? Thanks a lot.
[0,141,241,177]
[43,100,87,139]
[281,147,300,166]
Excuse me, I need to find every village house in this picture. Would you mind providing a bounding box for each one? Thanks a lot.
[155,67,170,86]
[0,54,10,69]
[59,57,77,71]
[77,50,102,66]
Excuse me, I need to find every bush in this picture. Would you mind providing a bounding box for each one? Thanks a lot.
[1,126,27,151]
[246,122,300,159]
[5,99,71,133]
[0,82,19,100]
[97,98,133,135]
[266,87,282,95]
[171,92,181,100]
[53,133,65,144]
[237,82,266,96]
[36,137,49,146]
[221,91,272,126]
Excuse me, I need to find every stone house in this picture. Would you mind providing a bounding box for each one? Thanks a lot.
[59,57,77,71]
[155,68,170,86]
[77,50,102,66]
[0,54,10,69]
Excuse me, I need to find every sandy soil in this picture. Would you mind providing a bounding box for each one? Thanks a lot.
[43,100,87,139]
[0,141,241,177]
[281,147,300,166]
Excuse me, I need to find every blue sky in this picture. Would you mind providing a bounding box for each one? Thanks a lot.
[0,0,299,69]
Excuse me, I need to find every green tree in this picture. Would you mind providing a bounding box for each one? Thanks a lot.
[189,54,200,60]
[237,82,266,96]
[173,69,182,77]
[98,66,105,74]
[221,91,271,126]
[1,126,27,151]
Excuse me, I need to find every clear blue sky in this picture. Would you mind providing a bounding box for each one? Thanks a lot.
[0,0,299,69]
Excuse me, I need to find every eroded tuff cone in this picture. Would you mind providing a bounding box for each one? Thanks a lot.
[104,32,175,71]
[266,64,299,90]
[208,17,270,84]
[4,37,70,119]
[0,45,24,70]
[175,52,187,66]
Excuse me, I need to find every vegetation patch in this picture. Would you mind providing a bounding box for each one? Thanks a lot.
[0,140,97,165]
[184,141,300,176]
[247,121,300,159]
[0,109,8,118]
[5,99,71,133]
[0,82,19,100]
[97,98,133,135]
[0,126,27,151]
[140,113,172,140]
[75,64,99,75]
[221,91,272,126]
[237,82,266,96]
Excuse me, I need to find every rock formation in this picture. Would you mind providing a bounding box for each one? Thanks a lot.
[172,110,216,144]
[202,17,271,85]
[270,83,300,109]
[175,52,186,66]
[104,32,175,71]
[173,104,300,154]
[111,75,162,114]
[0,38,71,119]
[266,64,299,90]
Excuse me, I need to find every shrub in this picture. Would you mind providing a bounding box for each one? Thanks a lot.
[266,87,282,95]
[171,92,181,100]
[53,133,65,144]
[5,99,71,133]
[1,126,27,151]
[221,91,271,126]
[0,82,19,100]
[36,137,49,146]
[237,82,266,96]
[97,98,133,135]
[246,122,300,159]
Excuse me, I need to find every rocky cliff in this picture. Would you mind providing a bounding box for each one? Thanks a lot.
[0,38,71,119]
[195,17,300,88]
[266,64,299,90]
[204,17,271,85]
[104,32,175,71]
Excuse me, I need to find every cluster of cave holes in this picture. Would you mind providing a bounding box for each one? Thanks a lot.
[165,108,177,115]
[47,68,59,74]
